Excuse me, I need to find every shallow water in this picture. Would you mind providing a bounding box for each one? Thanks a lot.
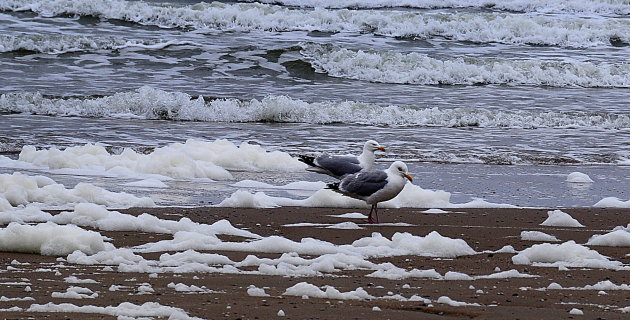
[2,0,630,208]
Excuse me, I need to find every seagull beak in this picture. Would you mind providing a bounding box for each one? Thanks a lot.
[404,173,413,182]
[377,146,386,152]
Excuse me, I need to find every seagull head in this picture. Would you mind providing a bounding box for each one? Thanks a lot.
[390,161,413,182]
[364,140,386,152]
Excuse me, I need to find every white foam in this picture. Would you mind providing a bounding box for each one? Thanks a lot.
[3,87,630,129]
[421,208,450,214]
[8,139,303,180]
[0,34,194,54]
[566,172,594,183]
[302,43,630,88]
[475,269,537,280]
[372,268,536,281]
[0,222,111,256]
[0,172,154,210]
[366,266,441,280]
[328,212,367,219]
[168,282,215,294]
[135,228,476,260]
[547,280,630,291]
[67,248,145,266]
[512,241,624,270]
[444,271,473,281]
[587,230,630,247]
[351,231,477,258]
[232,180,325,190]
[26,302,201,319]
[49,203,261,238]
[540,210,584,227]
[64,276,98,284]
[218,183,515,209]
[284,282,373,300]
[2,1,625,48]
[136,283,154,295]
[594,197,630,208]
[436,296,480,307]
[51,286,98,299]
[325,222,363,230]
[0,296,34,301]
[0,205,54,225]
[248,0,630,15]
[521,231,560,242]
[247,285,270,297]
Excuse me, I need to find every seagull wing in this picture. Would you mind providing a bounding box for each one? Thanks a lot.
[314,155,363,177]
[339,170,388,198]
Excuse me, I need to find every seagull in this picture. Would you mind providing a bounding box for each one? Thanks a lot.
[327,161,413,224]
[297,140,386,179]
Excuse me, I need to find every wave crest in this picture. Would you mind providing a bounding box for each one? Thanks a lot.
[243,0,630,15]
[2,86,630,129]
[2,0,628,48]
[0,33,193,54]
[300,43,630,88]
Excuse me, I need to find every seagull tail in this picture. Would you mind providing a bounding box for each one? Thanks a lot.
[326,182,340,191]
[297,155,316,166]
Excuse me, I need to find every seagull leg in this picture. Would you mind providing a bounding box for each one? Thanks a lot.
[374,204,379,224]
[367,204,376,224]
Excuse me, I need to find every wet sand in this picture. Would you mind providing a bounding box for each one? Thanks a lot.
[1,207,629,319]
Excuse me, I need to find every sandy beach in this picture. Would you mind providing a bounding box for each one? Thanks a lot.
[1,206,629,319]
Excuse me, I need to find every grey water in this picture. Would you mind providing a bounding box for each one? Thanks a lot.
[2,0,630,207]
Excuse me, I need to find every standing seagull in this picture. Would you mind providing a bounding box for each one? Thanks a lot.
[297,140,386,179]
[327,161,413,224]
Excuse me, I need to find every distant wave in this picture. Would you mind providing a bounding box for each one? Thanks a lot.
[2,86,629,129]
[1,0,628,48]
[244,0,630,15]
[300,43,630,88]
[0,34,195,54]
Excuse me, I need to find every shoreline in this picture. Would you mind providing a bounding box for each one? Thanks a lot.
[1,206,629,319]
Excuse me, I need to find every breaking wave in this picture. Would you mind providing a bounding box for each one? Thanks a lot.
[2,86,629,129]
[0,34,194,54]
[300,43,630,88]
[1,0,628,48]
[245,0,630,15]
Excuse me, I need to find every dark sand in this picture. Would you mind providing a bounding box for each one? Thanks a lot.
[1,207,629,319]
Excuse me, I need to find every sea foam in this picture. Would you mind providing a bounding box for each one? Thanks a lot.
[0,172,154,210]
[3,87,630,129]
[5,138,304,180]
[302,42,630,88]
[244,0,630,15]
[1,0,627,48]
[0,34,193,55]
[0,222,111,255]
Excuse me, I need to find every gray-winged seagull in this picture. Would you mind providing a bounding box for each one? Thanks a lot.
[327,161,413,223]
[297,140,386,179]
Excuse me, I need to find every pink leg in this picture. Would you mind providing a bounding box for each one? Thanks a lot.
[367,204,376,224]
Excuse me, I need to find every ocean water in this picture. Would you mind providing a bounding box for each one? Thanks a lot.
[1,0,630,207]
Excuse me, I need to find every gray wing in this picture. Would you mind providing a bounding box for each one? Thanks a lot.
[339,170,388,197]
[314,155,362,177]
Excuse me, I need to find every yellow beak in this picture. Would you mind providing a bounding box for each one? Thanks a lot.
[378,146,387,152]
[404,173,413,182]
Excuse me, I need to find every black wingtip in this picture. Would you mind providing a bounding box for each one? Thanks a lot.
[326,182,340,191]
[297,154,316,166]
